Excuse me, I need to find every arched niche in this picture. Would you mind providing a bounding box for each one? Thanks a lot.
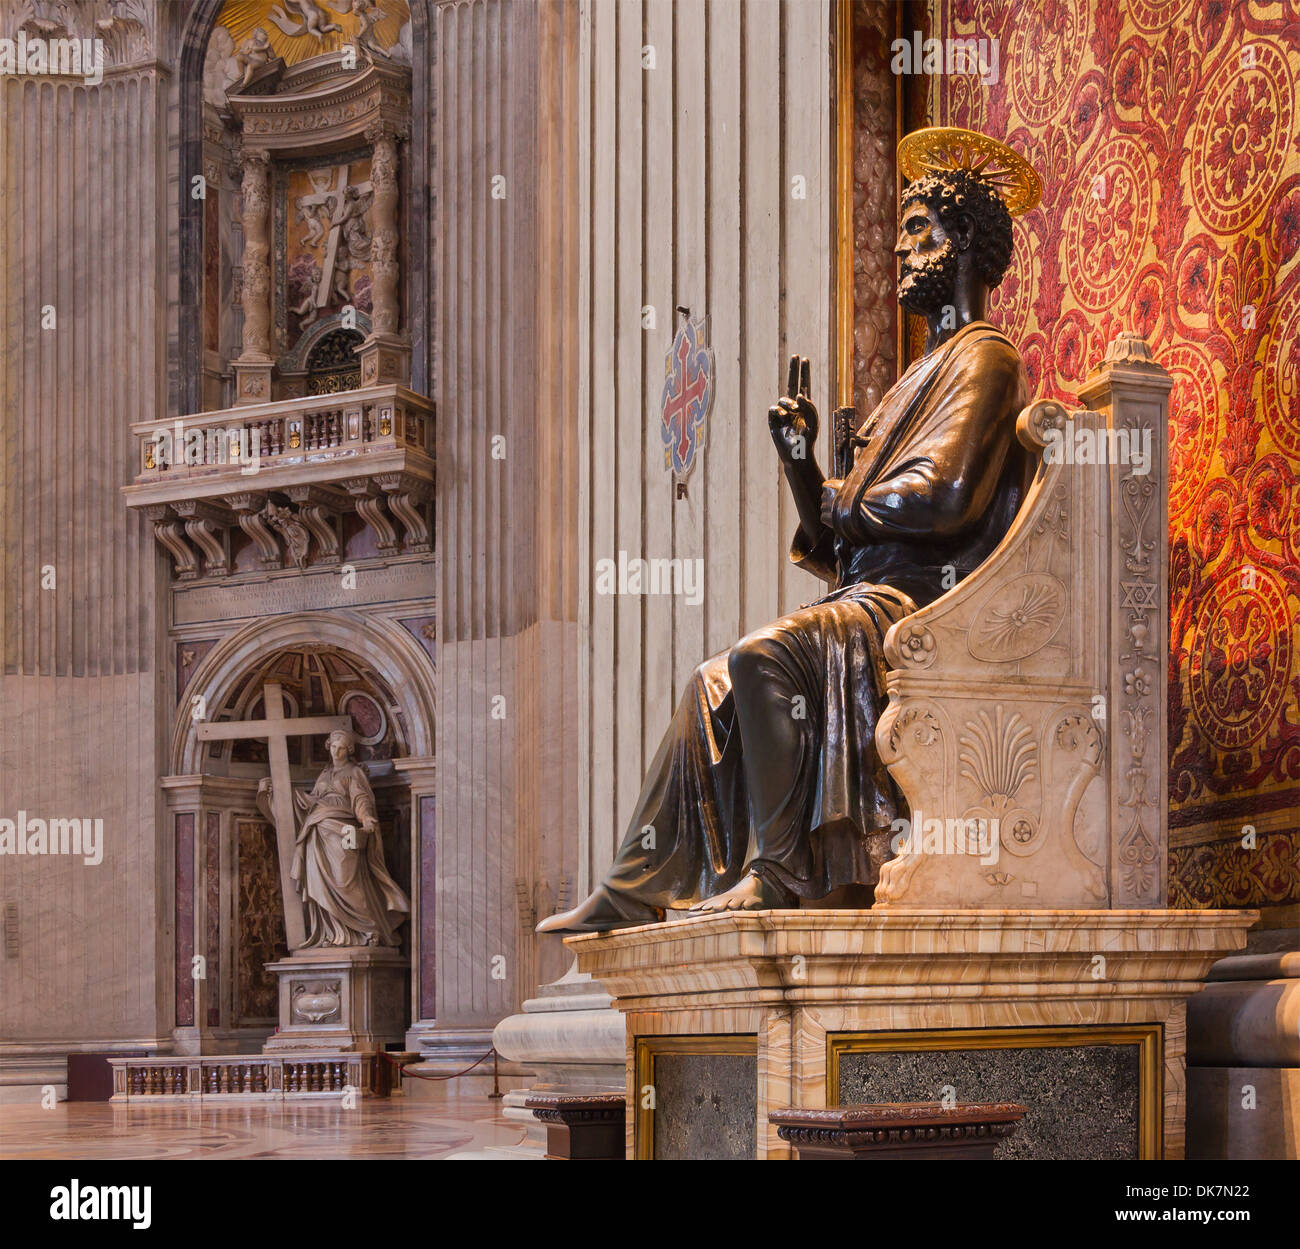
[171,609,435,775]
[163,610,434,1044]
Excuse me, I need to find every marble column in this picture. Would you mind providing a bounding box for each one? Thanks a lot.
[160,776,224,1055]
[1187,946,1300,1159]
[846,0,900,414]
[358,120,410,386]
[490,961,626,1157]
[233,145,273,405]
[491,0,842,1143]
[420,0,585,1081]
[0,33,167,1099]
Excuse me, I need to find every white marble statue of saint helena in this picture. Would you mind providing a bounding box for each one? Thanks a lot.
[259,728,410,948]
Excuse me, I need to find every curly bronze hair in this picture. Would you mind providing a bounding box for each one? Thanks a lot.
[901,168,1015,288]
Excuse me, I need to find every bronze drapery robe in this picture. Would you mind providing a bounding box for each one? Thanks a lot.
[289,762,410,947]
[589,321,1030,924]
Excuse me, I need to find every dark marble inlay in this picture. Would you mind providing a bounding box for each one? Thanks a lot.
[204,813,221,1028]
[175,813,195,1028]
[653,1053,756,1160]
[419,795,436,1018]
[837,1040,1142,1160]
[236,819,287,1024]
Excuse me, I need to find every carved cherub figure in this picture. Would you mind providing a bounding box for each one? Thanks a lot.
[233,26,272,88]
[330,0,389,60]
[262,501,312,569]
[296,197,330,249]
[290,263,324,328]
[268,0,341,42]
[329,186,373,303]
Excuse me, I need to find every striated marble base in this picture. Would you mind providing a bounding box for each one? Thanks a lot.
[263,947,408,1054]
[1186,950,1300,1159]
[486,963,626,1158]
[568,908,1255,1160]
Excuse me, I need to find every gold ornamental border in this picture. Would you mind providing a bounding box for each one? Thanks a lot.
[633,1034,758,1161]
[826,1023,1164,1159]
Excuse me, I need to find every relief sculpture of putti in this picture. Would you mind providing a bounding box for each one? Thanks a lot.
[540,129,1043,933]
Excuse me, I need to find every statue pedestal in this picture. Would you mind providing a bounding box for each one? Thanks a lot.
[357,331,411,388]
[488,961,626,1157]
[568,908,1255,1160]
[1187,949,1300,1159]
[263,947,408,1054]
[231,356,274,406]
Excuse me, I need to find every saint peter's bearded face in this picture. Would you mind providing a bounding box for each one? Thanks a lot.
[895,198,960,315]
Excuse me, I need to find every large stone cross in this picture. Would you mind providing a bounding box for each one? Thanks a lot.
[313,164,372,307]
[196,681,349,951]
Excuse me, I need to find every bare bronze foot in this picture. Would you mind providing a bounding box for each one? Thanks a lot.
[536,890,657,934]
[688,871,789,914]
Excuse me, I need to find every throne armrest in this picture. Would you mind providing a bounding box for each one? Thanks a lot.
[873,333,1173,909]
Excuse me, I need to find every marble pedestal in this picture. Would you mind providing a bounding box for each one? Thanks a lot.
[232,357,274,407]
[358,332,411,388]
[487,962,626,1158]
[1186,950,1300,1159]
[569,908,1255,1160]
[263,947,408,1053]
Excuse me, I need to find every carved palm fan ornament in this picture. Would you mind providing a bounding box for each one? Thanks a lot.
[897,126,1043,218]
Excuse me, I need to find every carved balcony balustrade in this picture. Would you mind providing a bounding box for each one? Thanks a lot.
[122,385,434,581]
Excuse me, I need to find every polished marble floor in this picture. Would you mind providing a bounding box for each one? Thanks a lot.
[0,1093,529,1160]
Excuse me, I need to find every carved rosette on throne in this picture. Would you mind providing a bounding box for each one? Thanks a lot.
[563,336,1256,1160]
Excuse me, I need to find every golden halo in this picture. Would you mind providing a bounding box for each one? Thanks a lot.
[897,127,1042,218]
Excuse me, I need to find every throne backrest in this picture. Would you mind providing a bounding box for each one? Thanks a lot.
[873,332,1174,909]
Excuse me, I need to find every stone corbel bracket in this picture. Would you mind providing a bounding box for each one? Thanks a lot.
[375,472,433,553]
[343,477,401,555]
[172,499,232,579]
[285,485,347,564]
[874,332,1171,910]
[143,504,200,581]
[227,491,281,570]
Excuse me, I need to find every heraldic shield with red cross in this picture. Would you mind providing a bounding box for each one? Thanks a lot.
[660,313,715,481]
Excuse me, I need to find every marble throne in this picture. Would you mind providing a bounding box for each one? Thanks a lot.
[873,331,1172,910]
[560,334,1256,1160]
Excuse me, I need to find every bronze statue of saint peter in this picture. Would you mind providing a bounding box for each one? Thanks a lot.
[540,131,1042,933]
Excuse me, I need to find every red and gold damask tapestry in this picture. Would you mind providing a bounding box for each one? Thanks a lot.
[895,0,1299,914]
